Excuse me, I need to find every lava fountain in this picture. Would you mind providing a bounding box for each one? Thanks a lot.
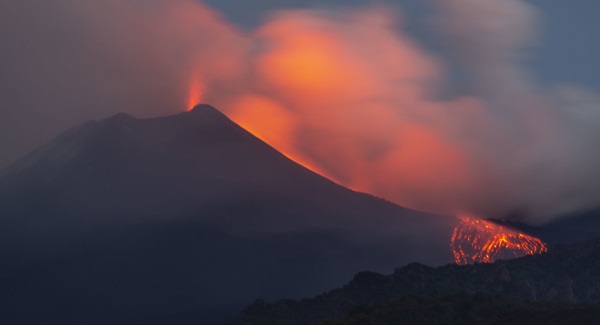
[187,75,204,111]
[451,216,548,265]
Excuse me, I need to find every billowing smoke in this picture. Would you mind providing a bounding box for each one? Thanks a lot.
[428,0,600,220]
[2,0,600,224]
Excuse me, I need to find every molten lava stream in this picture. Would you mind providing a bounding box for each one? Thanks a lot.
[451,216,547,265]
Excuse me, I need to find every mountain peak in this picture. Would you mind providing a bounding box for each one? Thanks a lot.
[188,103,218,113]
[186,103,226,118]
[100,104,227,128]
[169,103,234,128]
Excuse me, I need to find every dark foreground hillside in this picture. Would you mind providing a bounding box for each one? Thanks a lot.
[315,293,600,325]
[228,236,600,324]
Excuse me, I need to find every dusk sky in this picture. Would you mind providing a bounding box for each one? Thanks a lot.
[201,0,600,89]
[2,0,600,222]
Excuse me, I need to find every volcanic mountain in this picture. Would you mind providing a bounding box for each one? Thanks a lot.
[0,105,455,325]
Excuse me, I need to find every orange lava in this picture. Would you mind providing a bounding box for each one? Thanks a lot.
[187,75,204,111]
[451,216,547,265]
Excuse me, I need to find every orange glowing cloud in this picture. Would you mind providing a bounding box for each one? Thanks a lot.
[252,9,438,106]
[228,95,295,152]
[221,7,479,213]
[256,31,367,104]
[396,126,463,183]
[228,95,328,176]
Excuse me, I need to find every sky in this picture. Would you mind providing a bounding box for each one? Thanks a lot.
[1,0,600,224]
[205,0,600,90]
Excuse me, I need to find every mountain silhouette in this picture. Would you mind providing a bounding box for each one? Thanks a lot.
[228,236,600,325]
[0,104,455,324]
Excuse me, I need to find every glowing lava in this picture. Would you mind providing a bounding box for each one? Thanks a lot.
[451,216,547,265]
[187,75,204,111]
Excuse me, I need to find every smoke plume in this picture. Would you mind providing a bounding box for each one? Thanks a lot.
[2,0,600,223]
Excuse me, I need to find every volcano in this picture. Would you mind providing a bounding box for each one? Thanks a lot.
[0,105,455,325]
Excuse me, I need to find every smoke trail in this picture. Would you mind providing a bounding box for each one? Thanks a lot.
[2,0,600,223]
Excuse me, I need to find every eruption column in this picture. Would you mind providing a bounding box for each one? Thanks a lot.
[187,75,204,111]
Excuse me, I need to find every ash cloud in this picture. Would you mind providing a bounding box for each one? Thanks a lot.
[430,0,600,221]
[2,0,600,224]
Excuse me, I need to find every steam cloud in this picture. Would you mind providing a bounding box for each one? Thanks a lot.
[2,0,600,223]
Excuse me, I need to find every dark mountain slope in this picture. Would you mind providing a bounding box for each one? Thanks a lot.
[0,105,455,324]
[537,207,600,244]
[228,236,600,324]
[0,105,452,247]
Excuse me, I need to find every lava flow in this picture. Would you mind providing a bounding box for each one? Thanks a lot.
[451,216,548,265]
